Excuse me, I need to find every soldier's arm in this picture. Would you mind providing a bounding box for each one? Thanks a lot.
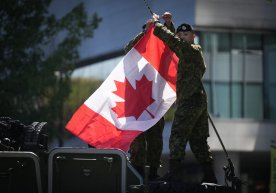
[154,23,189,56]
[124,32,145,54]
[164,22,175,33]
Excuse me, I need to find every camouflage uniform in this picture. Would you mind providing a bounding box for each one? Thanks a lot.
[124,32,145,53]
[153,23,213,164]
[129,117,165,168]
[125,23,175,176]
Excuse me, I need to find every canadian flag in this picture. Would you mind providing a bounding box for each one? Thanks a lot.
[66,25,179,152]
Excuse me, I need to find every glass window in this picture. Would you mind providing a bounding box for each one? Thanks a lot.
[214,82,230,118]
[201,32,230,117]
[232,34,244,50]
[202,32,230,82]
[231,83,242,118]
[202,32,212,81]
[231,33,263,120]
[264,35,276,120]
[244,84,263,119]
[201,31,264,120]
[203,81,212,112]
[246,34,262,50]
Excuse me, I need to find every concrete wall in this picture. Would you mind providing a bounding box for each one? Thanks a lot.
[162,119,276,154]
[208,118,276,152]
[196,0,276,30]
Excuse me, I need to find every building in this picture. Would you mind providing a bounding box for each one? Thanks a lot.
[51,0,276,192]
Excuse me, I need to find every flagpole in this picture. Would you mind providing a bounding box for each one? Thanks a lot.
[271,144,276,193]
[143,0,154,15]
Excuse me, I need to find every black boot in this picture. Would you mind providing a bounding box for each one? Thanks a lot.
[201,162,217,184]
[148,166,159,181]
[157,159,183,182]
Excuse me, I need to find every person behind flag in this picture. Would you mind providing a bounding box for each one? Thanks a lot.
[124,14,175,181]
[150,12,217,183]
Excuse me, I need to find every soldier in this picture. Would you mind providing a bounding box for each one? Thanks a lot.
[151,13,217,183]
[129,118,164,181]
[125,14,175,181]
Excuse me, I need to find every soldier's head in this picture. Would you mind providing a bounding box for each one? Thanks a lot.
[176,23,195,44]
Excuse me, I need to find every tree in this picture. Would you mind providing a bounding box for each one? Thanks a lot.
[0,0,102,144]
[65,78,103,119]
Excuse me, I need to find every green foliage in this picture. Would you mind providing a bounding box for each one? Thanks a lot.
[164,105,175,122]
[63,78,102,139]
[64,78,103,119]
[0,0,102,140]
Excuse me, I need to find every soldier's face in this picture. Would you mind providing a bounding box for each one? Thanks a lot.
[176,31,195,44]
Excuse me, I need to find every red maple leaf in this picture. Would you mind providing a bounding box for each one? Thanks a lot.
[112,75,155,119]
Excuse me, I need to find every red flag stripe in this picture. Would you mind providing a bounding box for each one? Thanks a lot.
[66,104,142,151]
[134,25,178,91]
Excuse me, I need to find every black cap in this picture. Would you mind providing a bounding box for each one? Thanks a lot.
[176,23,193,33]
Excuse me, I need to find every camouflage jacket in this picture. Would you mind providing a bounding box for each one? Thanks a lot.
[153,22,206,103]
[124,32,144,53]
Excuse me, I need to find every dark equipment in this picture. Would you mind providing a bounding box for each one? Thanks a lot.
[0,117,48,152]
[48,148,143,193]
[0,117,48,193]
[208,114,242,192]
[0,152,43,193]
[128,181,236,193]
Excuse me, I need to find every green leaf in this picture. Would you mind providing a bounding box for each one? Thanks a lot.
[0,0,102,141]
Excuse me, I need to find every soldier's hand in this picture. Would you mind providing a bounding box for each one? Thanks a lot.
[152,13,160,22]
[144,19,153,32]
